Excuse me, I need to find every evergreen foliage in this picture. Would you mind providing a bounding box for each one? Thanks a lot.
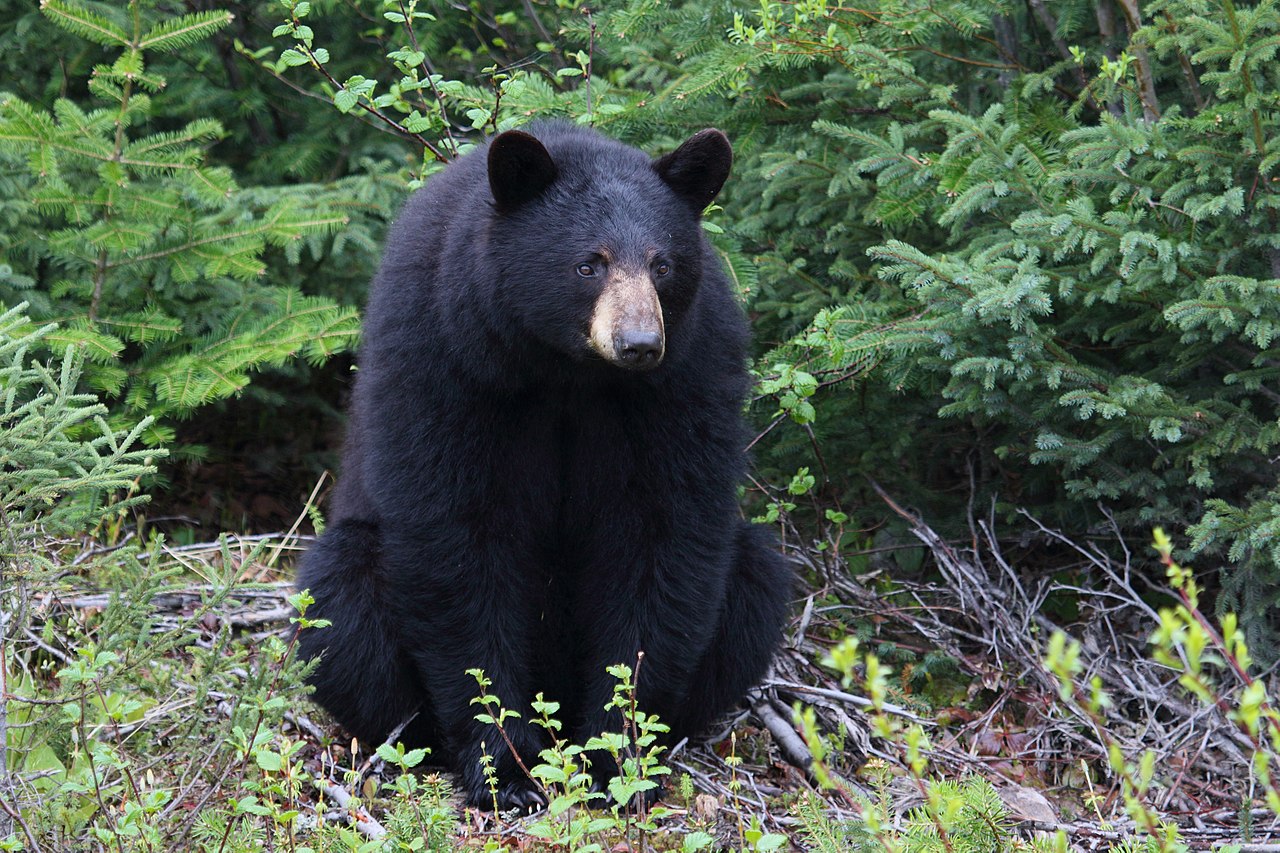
[517,0,1280,653]
[0,301,159,538]
[0,0,384,471]
[0,302,161,846]
[0,0,365,443]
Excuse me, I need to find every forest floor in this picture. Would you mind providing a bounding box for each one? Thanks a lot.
[25,496,1274,851]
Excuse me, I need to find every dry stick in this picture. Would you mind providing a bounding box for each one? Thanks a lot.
[157,712,232,826]
[0,790,40,853]
[745,413,787,453]
[903,488,1260,814]
[259,473,330,581]
[174,536,309,554]
[768,680,930,724]
[315,776,388,839]
[355,710,422,780]
[750,694,812,771]
[71,531,136,566]
[54,581,295,612]
[0,600,13,844]
[224,606,296,628]
[820,498,1253,818]
[283,710,327,743]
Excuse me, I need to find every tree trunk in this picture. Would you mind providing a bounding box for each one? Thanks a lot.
[1114,0,1162,121]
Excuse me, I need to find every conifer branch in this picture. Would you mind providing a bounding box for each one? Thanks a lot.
[136,11,233,52]
[103,216,347,268]
[39,0,129,47]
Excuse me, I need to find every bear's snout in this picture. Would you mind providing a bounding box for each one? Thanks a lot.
[588,269,666,369]
[615,329,663,370]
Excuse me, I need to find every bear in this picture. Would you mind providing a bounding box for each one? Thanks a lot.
[295,121,793,810]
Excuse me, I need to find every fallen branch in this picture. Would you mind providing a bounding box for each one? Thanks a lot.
[768,679,930,724]
[315,776,387,840]
[750,693,812,771]
[862,478,1262,819]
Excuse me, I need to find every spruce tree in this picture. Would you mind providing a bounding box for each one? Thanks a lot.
[0,0,361,438]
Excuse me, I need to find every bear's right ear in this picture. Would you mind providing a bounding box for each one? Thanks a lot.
[488,130,558,213]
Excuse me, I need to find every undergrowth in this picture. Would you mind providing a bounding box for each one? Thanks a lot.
[2,295,1271,850]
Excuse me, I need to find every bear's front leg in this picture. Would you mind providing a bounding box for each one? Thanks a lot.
[381,527,548,810]
[569,523,736,795]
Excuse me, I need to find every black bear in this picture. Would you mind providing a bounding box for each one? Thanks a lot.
[296,122,792,810]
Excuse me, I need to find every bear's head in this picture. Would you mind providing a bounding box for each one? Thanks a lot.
[486,125,732,373]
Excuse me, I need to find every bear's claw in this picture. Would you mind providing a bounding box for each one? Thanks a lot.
[466,778,546,813]
[498,780,547,813]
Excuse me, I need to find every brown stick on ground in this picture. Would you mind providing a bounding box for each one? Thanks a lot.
[749,692,813,772]
[315,776,387,840]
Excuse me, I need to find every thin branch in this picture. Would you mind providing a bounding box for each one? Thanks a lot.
[314,776,387,839]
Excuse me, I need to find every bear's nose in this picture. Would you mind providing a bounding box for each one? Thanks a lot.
[615,330,663,369]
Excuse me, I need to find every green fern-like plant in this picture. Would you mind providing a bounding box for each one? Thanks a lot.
[793,790,878,853]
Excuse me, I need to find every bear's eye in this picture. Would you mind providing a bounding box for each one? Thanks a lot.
[655,262,671,277]
[577,263,598,278]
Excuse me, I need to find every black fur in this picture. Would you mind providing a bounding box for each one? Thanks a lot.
[296,122,793,809]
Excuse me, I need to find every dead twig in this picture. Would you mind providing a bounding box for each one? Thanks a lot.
[749,692,813,771]
[315,775,387,840]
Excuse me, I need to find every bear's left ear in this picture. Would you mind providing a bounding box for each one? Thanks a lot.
[654,129,733,215]
[489,130,559,213]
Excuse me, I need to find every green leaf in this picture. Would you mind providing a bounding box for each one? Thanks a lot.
[754,833,788,851]
[279,48,309,68]
[334,89,359,114]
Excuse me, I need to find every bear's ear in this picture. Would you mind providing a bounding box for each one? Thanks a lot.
[654,129,733,215]
[488,130,558,213]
